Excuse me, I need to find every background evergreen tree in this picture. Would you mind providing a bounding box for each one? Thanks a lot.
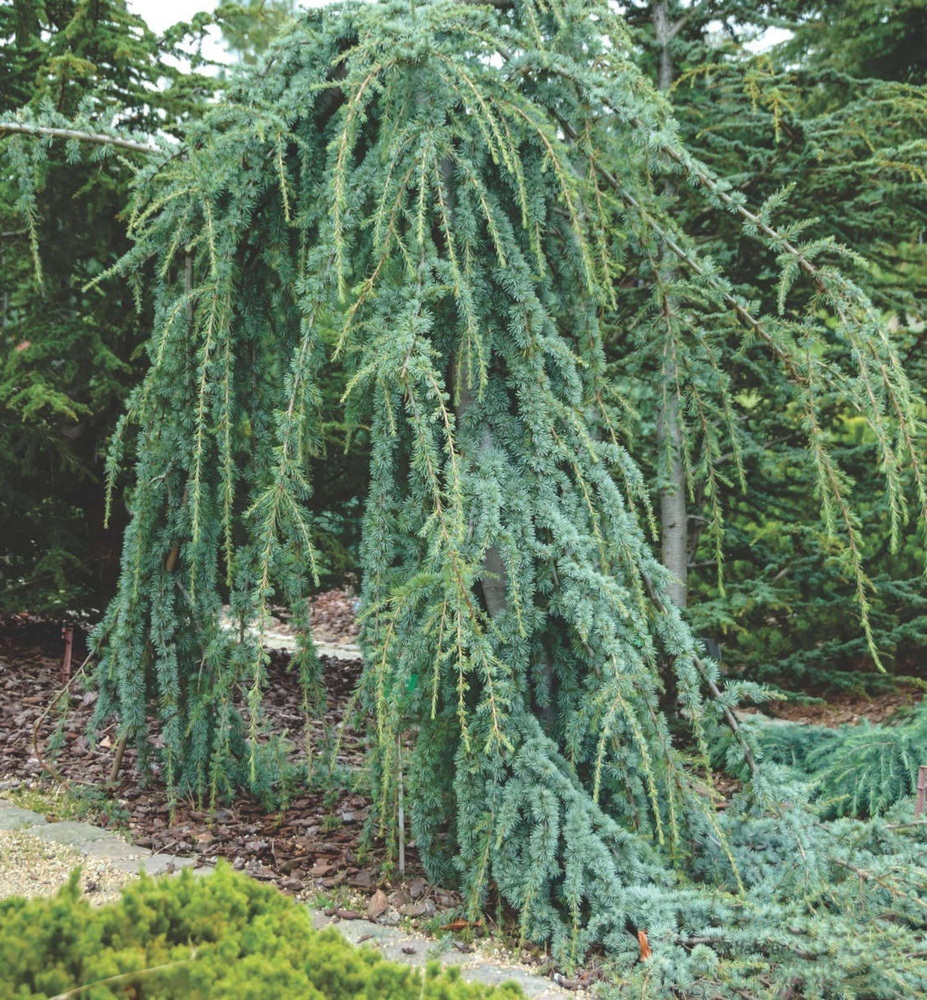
[0,0,215,612]
[215,0,299,66]
[615,0,927,689]
[0,0,368,611]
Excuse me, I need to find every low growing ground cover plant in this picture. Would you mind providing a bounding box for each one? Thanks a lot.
[0,861,522,999]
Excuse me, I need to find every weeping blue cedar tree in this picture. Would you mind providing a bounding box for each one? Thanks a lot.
[15,0,923,971]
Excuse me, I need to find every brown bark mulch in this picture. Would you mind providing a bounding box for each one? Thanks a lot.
[0,601,460,922]
[766,687,923,727]
[1,596,919,923]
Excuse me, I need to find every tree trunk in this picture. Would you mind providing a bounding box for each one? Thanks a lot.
[654,1,688,610]
[453,369,509,619]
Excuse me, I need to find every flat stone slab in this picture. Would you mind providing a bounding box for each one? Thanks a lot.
[142,854,197,876]
[379,937,461,966]
[29,821,114,849]
[78,837,151,861]
[108,854,196,876]
[0,807,47,831]
[218,611,361,660]
[737,710,798,728]
[310,908,570,997]
[461,964,562,998]
[325,916,396,945]
[315,641,362,660]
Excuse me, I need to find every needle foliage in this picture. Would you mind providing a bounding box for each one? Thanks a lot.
[3,0,926,985]
[623,0,927,688]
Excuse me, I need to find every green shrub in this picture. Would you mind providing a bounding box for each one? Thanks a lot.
[0,862,522,999]
[757,703,927,819]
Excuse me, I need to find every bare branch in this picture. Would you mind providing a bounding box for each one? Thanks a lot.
[0,121,162,156]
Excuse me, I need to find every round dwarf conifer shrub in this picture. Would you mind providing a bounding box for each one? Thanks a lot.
[0,861,523,999]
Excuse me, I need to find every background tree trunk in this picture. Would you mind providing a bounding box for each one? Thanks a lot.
[654,0,688,610]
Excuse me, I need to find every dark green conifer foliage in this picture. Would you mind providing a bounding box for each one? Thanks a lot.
[614,0,927,688]
[0,862,521,998]
[0,0,216,611]
[5,0,927,974]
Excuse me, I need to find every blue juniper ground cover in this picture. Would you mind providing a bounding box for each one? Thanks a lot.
[1,1,927,996]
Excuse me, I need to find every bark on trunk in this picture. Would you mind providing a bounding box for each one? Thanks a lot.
[453,370,509,620]
[654,0,688,610]
[657,343,688,609]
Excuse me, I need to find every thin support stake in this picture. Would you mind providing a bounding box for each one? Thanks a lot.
[915,765,927,819]
[108,733,129,788]
[61,627,74,685]
[397,735,406,876]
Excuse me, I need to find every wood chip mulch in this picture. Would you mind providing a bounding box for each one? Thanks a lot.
[767,687,923,728]
[2,594,919,924]
[0,599,460,920]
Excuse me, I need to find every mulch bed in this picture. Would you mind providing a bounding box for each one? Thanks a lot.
[0,596,461,923]
[766,687,923,727]
[1,594,920,929]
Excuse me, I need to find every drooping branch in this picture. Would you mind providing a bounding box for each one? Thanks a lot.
[0,121,162,156]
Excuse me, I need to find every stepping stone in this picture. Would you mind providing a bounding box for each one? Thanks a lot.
[311,905,570,997]
[378,937,441,965]
[380,938,473,967]
[737,710,798,728]
[309,908,334,931]
[29,821,112,850]
[461,963,557,998]
[0,807,47,831]
[78,837,151,861]
[314,641,362,660]
[331,917,404,947]
[108,854,196,876]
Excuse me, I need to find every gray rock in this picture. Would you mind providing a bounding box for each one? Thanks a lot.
[29,821,111,849]
[334,918,405,947]
[461,964,560,998]
[379,938,432,964]
[108,854,195,876]
[399,898,436,918]
[309,908,334,931]
[0,807,47,831]
[78,838,151,861]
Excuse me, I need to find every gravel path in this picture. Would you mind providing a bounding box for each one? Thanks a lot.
[0,828,136,904]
